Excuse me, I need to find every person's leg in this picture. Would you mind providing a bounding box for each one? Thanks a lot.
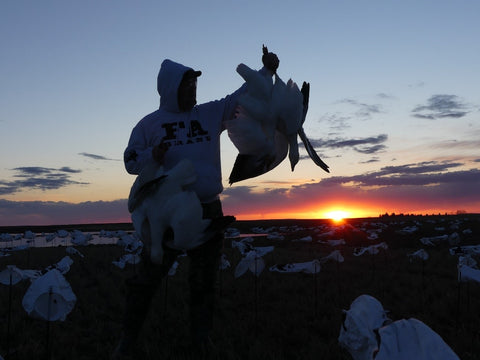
[187,232,223,346]
[187,200,225,347]
[114,225,180,357]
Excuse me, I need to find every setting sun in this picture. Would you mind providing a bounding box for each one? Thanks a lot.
[324,210,350,222]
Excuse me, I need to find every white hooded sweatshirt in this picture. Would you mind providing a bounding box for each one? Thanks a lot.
[124,59,256,203]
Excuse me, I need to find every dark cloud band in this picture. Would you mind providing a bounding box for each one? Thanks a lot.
[0,167,87,195]
[412,94,469,119]
[79,152,119,161]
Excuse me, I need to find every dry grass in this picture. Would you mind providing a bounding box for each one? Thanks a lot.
[1,215,479,359]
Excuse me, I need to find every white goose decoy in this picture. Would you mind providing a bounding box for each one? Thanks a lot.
[338,294,391,360]
[374,318,460,360]
[226,63,329,184]
[234,250,266,278]
[22,269,77,322]
[128,159,234,264]
[339,295,460,360]
[269,259,321,274]
[0,265,24,285]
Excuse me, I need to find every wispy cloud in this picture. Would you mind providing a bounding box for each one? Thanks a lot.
[319,113,352,133]
[360,157,380,164]
[354,144,386,154]
[376,93,395,100]
[13,166,81,176]
[377,161,463,176]
[408,81,425,89]
[79,152,120,161]
[338,98,383,119]
[308,134,388,154]
[430,139,480,150]
[320,161,466,187]
[412,94,469,119]
[0,167,88,195]
[320,97,390,134]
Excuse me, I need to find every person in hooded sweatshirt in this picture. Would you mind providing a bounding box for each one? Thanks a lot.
[113,48,279,358]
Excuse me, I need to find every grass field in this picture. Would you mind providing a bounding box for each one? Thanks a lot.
[1,215,479,359]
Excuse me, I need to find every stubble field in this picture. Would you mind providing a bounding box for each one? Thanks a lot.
[1,215,479,359]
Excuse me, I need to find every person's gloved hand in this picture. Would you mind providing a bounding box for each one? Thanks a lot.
[262,45,279,74]
[152,140,168,164]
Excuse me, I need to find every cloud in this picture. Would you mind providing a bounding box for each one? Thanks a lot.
[354,144,387,154]
[79,152,120,161]
[222,161,480,217]
[376,93,394,100]
[430,139,480,150]
[360,157,380,164]
[1,161,479,225]
[12,166,81,176]
[0,199,129,226]
[308,134,388,154]
[412,94,469,119]
[319,113,352,133]
[0,167,87,195]
[338,98,382,119]
[260,179,308,186]
[376,161,463,176]
[408,81,425,89]
[320,161,467,187]
[320,97,390,134]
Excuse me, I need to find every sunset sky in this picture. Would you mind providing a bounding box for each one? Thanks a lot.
[1,1,479,226]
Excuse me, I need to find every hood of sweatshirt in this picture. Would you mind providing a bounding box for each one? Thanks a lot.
[157,59,198,113]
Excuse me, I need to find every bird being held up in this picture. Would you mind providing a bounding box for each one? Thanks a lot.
[226,47,329,184]
[128,159,234,264]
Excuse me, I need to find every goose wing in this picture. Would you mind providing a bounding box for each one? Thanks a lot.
[128,161,168,213]
[298,82,330,173]
[228,130,288,184]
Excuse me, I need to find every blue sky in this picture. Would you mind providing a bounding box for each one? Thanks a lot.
[1,1,479,225]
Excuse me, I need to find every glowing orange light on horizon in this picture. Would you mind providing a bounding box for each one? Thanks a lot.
[230,204,381,221]
[324,210,350,222]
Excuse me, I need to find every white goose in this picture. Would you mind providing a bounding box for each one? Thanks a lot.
[128,159,234,264]
[226,63,329,184]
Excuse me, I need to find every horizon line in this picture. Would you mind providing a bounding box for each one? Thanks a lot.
[1,213,479,233]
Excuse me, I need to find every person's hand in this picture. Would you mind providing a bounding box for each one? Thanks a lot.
[152,140,168,164]
[262,45,279,74]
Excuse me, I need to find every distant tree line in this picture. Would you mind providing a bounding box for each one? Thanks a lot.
[379,210,469,218]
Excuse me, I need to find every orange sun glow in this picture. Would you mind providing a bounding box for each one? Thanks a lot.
[324,210,350,222]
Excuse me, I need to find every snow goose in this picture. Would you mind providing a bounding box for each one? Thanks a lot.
[128,159,234,264]
[226,64,329,184]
